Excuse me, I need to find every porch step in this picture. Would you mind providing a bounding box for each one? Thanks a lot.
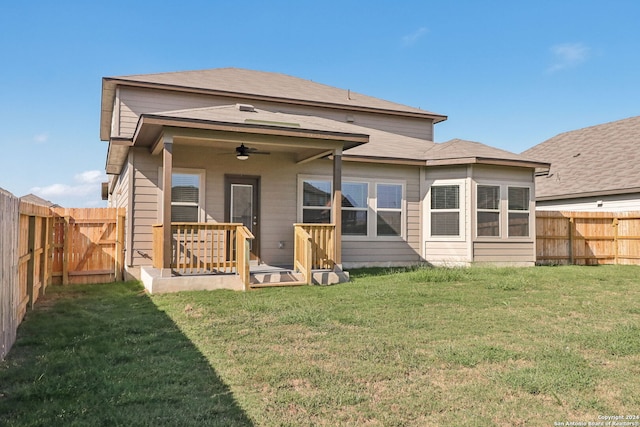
[249,268,350,288]
[250,270,305,286]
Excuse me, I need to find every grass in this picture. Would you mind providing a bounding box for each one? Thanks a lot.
[1,266,639,426]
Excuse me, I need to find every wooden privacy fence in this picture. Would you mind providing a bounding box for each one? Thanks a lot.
[51,207,125,285]
[1,188,124,360]
[536,211,640,265]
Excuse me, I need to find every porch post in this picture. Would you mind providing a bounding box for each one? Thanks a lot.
[161,135,173,273]
[332,148,342,266]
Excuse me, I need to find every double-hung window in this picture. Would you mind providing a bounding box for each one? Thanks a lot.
[430,184,461,236]
[342,182,368,236]
[171,172,203,222]
[301,179,332,223]
[508,187,530,237]
[477,185,500,236]
[376,183,403,236]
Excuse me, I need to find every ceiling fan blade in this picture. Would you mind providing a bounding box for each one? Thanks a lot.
[235,144,270,156]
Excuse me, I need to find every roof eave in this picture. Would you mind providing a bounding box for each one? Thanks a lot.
[426,156,550,169]
[341,154,426,166]
[100,78,118,141]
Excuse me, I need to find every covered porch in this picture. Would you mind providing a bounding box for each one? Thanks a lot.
[116,104,370,292]
[142,222,347,293]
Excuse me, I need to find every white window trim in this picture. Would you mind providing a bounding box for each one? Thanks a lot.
[158,167,206,223]
[507,185,533,239]
[476,183,501,239]
[474,181,534,241]
[342,180,370,238]
[426,179,466,242]
[297,174,333,225]
[374,181,406,241]
[297,175,406,241]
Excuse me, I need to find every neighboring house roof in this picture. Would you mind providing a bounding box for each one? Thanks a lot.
[101,68,447,140]
[522,116,640,200]
[20,193,60,207]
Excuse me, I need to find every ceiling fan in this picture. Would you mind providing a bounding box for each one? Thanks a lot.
[235,143,270,160]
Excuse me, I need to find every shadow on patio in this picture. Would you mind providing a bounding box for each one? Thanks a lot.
[0,282,253,426]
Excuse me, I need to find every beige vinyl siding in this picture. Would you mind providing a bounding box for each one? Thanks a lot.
[471,164,536,265]
[126,144,423,269]
[111,158,131,265]
[116,87,434,141]
[424,242,469,265]
[309,162,422,266]
[472,164,533,183]
[423,166,472,264]
[473,242,535,265]
[130,148,161,266]
[111,159,130,210]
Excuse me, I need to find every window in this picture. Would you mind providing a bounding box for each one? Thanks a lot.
[508,187,530,237]
[299,177,405,239]
[477,185,500,236]
[475,183,533,239]
[431,185,460,236]
[302,179,331,223]
[342,182,368,236]
[376,183,403,236]
[171,173,201,222]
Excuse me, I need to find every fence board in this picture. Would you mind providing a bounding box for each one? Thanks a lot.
[536,211,640,265]
[1,189,20,360]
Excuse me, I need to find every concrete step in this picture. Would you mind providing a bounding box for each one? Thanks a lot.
[250,270,305,285]
[249,269,350,287]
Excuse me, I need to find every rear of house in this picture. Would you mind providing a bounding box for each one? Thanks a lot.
[101,68,548,289]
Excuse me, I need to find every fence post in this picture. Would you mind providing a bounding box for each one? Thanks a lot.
[41,215,51,295]
[115,211,125,281]
[63,215,70,285]
[568,216,575,265]
[26,216,36,309]
[613,217,619,265]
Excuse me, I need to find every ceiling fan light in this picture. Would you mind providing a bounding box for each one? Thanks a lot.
[236,143,249,160]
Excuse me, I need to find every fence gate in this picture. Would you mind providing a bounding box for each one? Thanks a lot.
[51,208,125,285]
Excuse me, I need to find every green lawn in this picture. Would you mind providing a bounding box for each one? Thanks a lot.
[1,266,639,426]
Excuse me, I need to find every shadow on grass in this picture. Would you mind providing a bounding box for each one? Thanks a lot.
[0,282,253,426]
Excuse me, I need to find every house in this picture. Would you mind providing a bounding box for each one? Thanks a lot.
[523,116,640,211]
[20,193,61,208]
[101,68,549,292]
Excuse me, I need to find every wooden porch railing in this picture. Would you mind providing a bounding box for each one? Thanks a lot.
[293,223,336,276]
[294,225,313,285]
[152,223,254,283]
[236,225,254,291]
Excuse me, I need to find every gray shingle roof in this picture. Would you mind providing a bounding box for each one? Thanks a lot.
[423,138,543,164]
[137,106,543,166]
[107,67,446,120]
[522,116,640,200]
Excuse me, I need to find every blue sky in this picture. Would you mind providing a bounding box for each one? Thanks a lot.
[1,0,639,207]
